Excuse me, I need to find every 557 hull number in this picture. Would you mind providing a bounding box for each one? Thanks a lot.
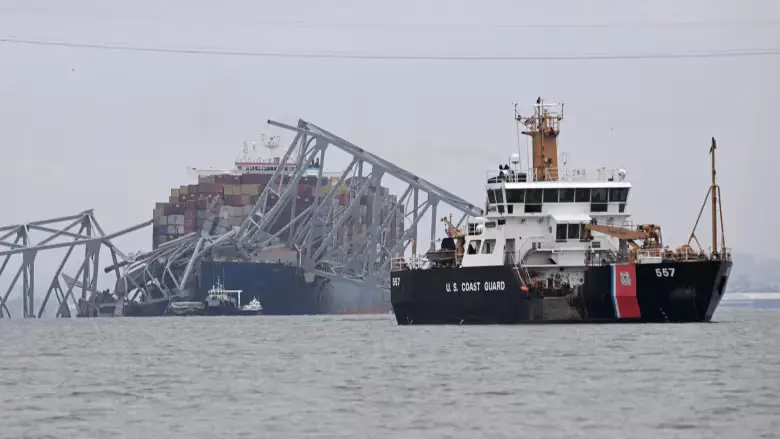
[655,268,675,277]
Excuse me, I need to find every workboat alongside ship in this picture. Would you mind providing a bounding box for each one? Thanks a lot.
[390,98,732,325]
[165,279,264,316]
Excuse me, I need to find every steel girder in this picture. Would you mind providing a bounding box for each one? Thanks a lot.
[0,211,151,318]
[72,119,483,312]
[232,118,483,289]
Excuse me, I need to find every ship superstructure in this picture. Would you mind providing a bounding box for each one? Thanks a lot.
[390,98,733,324]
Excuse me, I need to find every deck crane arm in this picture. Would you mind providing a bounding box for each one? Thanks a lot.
[582,224,651,248]
[440,215,466,257]
[440,215,464,239]
[583,223,665,262]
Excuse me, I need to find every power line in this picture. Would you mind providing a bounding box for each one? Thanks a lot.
[1,37,779,61]
[6,12,780,29]
[162,17,780,30]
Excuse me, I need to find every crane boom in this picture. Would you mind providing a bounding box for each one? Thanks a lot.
[583,224,650,241]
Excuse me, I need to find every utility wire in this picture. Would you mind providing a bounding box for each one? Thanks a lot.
[169,17,780,30]
[5,13,780,29]
[1,37,779,61]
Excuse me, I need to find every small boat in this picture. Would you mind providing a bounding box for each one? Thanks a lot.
[240,297,264,315]
[202,278,263,316]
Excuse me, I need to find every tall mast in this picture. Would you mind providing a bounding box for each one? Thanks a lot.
[710,137,718,256]
[516,97,564,181]
[687,137,727,258]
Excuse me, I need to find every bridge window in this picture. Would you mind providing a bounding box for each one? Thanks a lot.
[591,188,608,202]
[558,188,575,203]
[543,189,558,203]
[574,188,590,202]
[525,189,542,204]
[567,223,581,240]
[525,204,542,213]
[487,190,497,204]
[556,224,567,242]
[525,188,543,213]
[505,189,525,203]
[609,188,629,203]
[481,239,496,254]
[619,203,626,213]
[485,221,496,228]
[590,188,608,212]
[467,240,481,255]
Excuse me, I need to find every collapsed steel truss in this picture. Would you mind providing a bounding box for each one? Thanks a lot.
[0,122,482,317]
[109,120,482,306]
[0,211,151,318]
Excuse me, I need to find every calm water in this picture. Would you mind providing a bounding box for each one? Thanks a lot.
[1,309,778,439]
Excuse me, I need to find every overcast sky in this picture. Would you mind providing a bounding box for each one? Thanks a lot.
[0,0,778,299]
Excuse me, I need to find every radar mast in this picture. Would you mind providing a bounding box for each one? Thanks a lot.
[516,97,564,181]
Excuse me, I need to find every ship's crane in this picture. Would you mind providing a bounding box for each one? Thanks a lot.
[440,215,465,258]
[582,223,665,263]
[583,223,662,247]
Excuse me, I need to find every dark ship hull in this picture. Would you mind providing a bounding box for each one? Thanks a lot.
[391,260,732,325]
[201,306,263,316]
[123,299,170,317]
[199,261,329,315]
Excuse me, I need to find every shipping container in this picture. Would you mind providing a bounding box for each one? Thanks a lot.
[239,184,260,196]
[199,175,216,184]
[240,173,270,185]
[224,184,238,196]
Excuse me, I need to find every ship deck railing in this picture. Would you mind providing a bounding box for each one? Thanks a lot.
[624,247,733,263]
[391,255,445,271]
[486,167,628,184]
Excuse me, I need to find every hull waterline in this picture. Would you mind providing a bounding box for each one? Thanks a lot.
[391,260,732,325]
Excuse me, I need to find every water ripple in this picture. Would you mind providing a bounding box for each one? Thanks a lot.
[0,310,778,438]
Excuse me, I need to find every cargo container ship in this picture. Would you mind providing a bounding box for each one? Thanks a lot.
[391,98,732,325]
[130,137,401,316]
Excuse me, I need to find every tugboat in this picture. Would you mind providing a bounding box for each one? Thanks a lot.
[390,98,732,325]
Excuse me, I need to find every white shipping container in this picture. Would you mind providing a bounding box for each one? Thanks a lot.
[167,225,176,234]
[176,225,185,234]
[168,215,185,225]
